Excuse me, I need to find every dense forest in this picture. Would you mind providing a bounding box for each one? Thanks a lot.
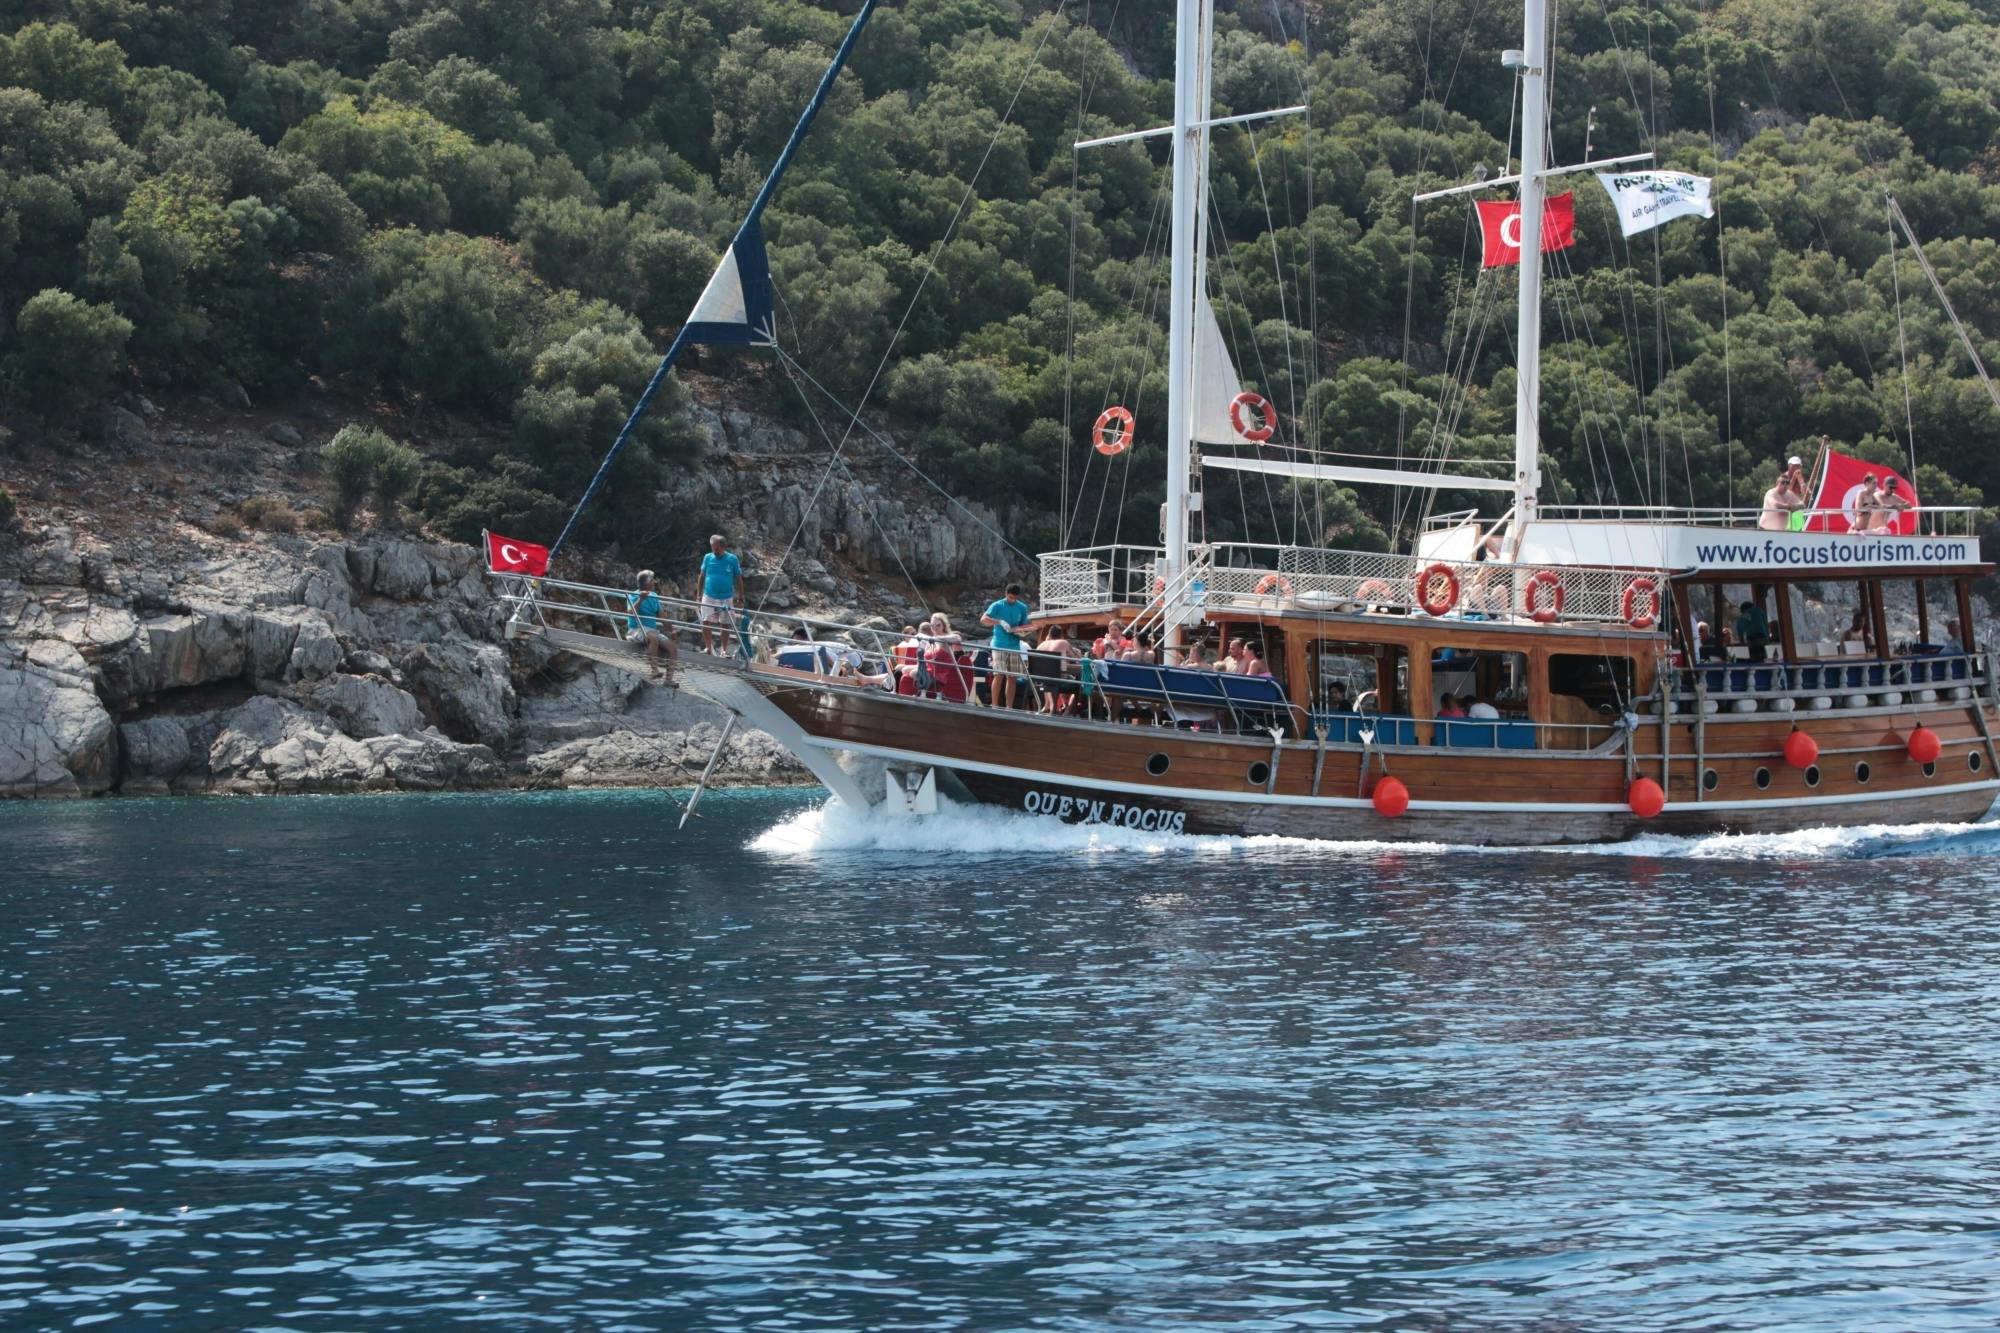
[2,0,1998,564]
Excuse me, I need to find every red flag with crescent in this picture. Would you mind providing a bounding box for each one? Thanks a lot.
[485,531,550,576]
[1476,192,1577,267]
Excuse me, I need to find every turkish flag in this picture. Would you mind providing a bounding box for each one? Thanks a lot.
[1476,192,1577,267]
[1804,450,1920,535]
[485,530,551,575]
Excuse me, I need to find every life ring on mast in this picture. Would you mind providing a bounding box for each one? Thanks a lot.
[1523,569,1566,624]
[1416,563,1460,617]
[1230,391,1275,443]
[1621,575,1660,630]
[1093,406,1134,456]
[1151,575,1167,597]
[1356,578,1395,605]
[1256,573,1295,598]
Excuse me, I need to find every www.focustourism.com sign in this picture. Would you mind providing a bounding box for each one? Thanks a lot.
[1684,534,1980,570]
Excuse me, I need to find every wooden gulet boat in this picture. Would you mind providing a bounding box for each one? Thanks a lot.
[496,0,1998,845]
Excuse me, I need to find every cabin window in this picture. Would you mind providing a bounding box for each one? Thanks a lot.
[1431,648,1525,718]
[1545,653,1633,749]
[1306,641,1406,716]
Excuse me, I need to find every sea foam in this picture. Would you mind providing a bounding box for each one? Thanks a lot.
[750,795,2000,863]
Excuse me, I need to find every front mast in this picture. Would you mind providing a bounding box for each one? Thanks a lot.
[1162,0,1209,604]
[1508,0,1550,533]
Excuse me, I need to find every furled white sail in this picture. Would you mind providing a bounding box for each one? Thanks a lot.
[1191,297,1250,446]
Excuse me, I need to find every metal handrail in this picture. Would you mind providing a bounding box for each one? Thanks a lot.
[1535,503,1978,535]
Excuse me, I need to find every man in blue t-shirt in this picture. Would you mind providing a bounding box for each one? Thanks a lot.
[980,582,1033,710]
[624,569,677,682]
[698,533,743,655]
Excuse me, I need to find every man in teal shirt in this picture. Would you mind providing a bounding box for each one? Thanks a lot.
[980,582,1033,710]
[699,533,742,655]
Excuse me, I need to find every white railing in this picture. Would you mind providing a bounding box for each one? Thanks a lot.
[1535,503,1980,536]
[1041,542,1667,628]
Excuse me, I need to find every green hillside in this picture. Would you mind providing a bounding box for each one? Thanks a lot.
[1,0,1996,560]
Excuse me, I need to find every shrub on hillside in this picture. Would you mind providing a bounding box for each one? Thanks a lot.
[6,288,133,411]
[321,423,421,529]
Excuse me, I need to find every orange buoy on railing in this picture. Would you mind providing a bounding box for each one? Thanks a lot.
[1356,578,1395,604]
[1523,569,1565,623]
[1255,573,1294,598]
[1416,563,1460,617]
[1628,777,1665,818]
[1093,406,1134,455]
[1621,576,1660,630]
[1907,726,1942,764]
[1783,729,1819,769]
[1230,391,1275,443]
[1371,775,1409,818]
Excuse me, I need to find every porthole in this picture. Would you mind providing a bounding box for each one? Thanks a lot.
[1702,768,1719,792]
[1804,765,1821,788]
[1923,761,1938,779]
[1146,752,1171,777]
[1855,762,1871,784]
[1247,761,1271,787]
[1754,767,1771,790]
[1972,752,1985,774]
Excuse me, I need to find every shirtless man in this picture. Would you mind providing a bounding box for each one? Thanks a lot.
[1870,476,1912,532]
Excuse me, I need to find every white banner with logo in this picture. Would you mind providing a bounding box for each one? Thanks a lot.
[1594,170,1715,238]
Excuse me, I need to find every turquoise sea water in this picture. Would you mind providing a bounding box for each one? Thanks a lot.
[4,788,2000,1330]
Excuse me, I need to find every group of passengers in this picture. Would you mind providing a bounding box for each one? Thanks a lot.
[1759,455,1911,532]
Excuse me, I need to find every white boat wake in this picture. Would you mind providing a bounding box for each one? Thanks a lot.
[750,796,2000,863]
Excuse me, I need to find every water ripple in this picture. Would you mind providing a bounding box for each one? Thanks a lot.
[2,789,1998,1329]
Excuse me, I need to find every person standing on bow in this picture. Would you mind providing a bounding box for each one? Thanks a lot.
[981,582,1034,711]
[698,533,742,656]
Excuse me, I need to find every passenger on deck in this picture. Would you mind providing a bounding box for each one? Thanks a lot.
[924,612,962,646]
[624,570,678,683]
[1735,600,1772,663]
[1325,682,1350,711]
[698,534,742,655]
[1850,475,1883,533]
[1759,475,1805,530]
[1220,638,1246,673]
[1181,640,1210,670]
[1239,639,1272,678]
[1869,476,1912,532]
[1033,629,1078,714]
[1437,693,1467,718]
[1095,618,1130,657]
[926,635,977,704]
[1467,696,1500,719]
[981,582,1034,711]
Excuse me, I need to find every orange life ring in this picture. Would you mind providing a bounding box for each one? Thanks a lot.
[1255,573,1294,598]
[1523,569,1565,623]
[1417,563,1460,617]
[1230,391,1275,443]
[1093,406,1134,456]
[1621,576,1659,630]
[1356,578,1394,604]
[1151,575,1166,596]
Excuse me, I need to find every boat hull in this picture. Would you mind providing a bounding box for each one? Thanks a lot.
[678,659,2000,848]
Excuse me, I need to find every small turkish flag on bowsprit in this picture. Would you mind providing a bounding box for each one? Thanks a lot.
[1475,191,1577,267]
[485,530,551,576]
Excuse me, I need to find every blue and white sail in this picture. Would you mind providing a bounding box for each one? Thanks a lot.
[545,0,880,559]
[681,220,775,346]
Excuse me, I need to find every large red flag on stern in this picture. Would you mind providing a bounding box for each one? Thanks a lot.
[1476,192,1577,267]
[486,530,551,576]
[1804,451,1920,535]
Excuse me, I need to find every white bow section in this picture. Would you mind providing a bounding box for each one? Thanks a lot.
[689,247,749,326]
[1192,298,1249,446]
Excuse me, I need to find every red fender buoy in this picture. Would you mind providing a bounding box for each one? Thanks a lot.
[1907,726,1942,765]
[1628,777,1665,818]
[1783,730,1819,770]
[1371,775,1410,818]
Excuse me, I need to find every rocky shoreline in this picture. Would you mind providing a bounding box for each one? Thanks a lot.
[0,520,813,799]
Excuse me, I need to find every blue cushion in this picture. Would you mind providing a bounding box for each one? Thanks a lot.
[1496,721,1537,749]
